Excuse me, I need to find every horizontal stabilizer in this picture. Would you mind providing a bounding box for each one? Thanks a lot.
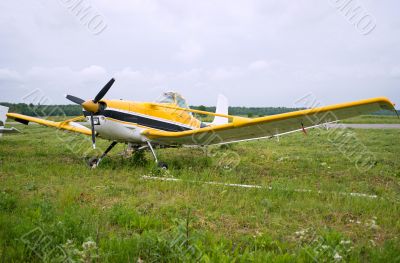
[0,127,21,134]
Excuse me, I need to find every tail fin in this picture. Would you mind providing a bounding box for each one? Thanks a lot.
[0,106,21,136]
[0,105,8,128]
[211,94,229,125]
[0,105,8,137]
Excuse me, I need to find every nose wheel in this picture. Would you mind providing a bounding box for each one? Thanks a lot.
[88,157,99,169]
[87,141,117,169]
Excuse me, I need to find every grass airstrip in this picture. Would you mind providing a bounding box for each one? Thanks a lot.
[0,116,399,262]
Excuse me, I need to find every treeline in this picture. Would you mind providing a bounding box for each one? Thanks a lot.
[1,102,398,117]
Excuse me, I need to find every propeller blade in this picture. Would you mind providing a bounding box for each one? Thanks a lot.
[93,78,115,103]
[90,113,96,149]
[66,95,85,105]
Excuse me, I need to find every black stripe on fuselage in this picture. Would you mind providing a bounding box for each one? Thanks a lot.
[83,110,192,132]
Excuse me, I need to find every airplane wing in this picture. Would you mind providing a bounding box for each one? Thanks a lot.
[142,97,396,146]
[6,113,92,136]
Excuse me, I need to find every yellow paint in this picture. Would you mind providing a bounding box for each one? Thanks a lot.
[143,97,396,139]
[60,116,85,124]
[6,96,395,143]
[82,100,100,113]
[6,113,92,135]
[151,103,239,120]
[232,116,251,127]
[103,100,202,128]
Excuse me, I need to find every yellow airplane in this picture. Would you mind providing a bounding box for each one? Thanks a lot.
[3,78,397,169]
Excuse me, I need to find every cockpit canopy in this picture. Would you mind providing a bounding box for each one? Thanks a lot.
[157,92,189,109]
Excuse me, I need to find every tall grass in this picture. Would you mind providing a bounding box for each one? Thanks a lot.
[0,124,399,262]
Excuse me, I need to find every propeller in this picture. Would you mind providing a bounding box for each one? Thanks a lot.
[65,95,85,105]
[65,78,115,149]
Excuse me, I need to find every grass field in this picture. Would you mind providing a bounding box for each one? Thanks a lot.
[0,124,399,262]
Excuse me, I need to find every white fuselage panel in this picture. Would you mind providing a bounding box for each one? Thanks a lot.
[86,116,146,143]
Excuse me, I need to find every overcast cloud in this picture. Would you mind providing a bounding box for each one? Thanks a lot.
[0,0,399,107]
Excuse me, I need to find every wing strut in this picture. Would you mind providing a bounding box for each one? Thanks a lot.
[301,122,307,135]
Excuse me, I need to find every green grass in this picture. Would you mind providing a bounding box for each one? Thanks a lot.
[0,124,399,262]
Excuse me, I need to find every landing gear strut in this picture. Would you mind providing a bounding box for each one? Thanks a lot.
[88,141,117,168]
[146,141,168,169]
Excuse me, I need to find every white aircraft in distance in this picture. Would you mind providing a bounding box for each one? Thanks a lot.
[2,78,397,168]
[0,105,20,137]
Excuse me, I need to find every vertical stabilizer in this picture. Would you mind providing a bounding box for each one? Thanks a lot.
[0,105,9,137]
[211,94,229,125]
[0,105,8,127]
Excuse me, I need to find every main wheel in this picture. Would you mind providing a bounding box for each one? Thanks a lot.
[88,157,99,169]
[158,162,168,170]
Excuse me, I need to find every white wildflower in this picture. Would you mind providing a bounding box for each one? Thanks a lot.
[365,219,380,230]
[321,245,329,250]
[369,240,376,247]
[295,229,307,237]
[340,240,351,245]
[82,240,97,250]
[334,252,342,261]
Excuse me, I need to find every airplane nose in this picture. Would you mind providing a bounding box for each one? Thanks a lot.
[82,100,100,113]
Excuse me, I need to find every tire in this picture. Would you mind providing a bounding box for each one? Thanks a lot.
[88,158,99,169]
[158,162,168,170]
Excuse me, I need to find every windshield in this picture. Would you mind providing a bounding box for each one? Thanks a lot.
[157,92,189,108]
[156,92,192,116]
[176,94,188,109]
[157,92,175,104]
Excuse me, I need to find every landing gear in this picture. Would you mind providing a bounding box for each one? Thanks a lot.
[88,157,99,169]
[146,141,168,169]
[88,141,117,168]
[87,141,167,169]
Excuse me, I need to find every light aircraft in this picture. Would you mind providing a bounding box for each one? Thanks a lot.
[2,78,397,168]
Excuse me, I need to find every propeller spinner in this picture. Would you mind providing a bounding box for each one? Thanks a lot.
[65,78,115,149]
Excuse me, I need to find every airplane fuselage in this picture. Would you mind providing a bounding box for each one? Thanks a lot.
[83,99,203,144]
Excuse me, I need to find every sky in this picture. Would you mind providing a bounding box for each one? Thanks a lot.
[0,0,399,107]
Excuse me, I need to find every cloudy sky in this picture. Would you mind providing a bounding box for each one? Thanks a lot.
[0,0,399,107]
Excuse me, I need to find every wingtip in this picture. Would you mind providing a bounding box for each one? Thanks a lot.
[378,96,395,107]
[394,108,400,119]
